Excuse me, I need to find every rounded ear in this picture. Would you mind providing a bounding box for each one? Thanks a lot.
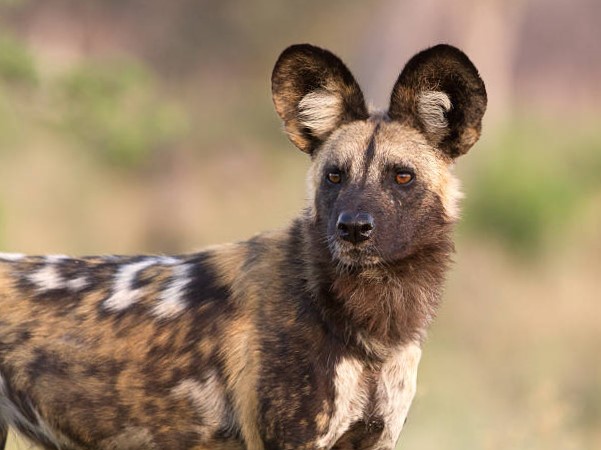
[388,44,487,158]
[272,44,369,154]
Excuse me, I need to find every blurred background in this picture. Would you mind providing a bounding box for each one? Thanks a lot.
[0,0,599,448]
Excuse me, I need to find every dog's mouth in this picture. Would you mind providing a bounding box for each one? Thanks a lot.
[327,237,384,270]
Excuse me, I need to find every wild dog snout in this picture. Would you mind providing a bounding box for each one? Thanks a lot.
[336,212,374,245]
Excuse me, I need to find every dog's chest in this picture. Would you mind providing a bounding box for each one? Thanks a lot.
[317,342,422,449]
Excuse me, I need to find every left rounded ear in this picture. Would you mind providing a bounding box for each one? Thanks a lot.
[272,44,369,155]
[388,44,487,158]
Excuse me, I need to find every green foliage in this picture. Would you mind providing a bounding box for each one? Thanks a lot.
[0,33,37,85]
[55,61,187,168]
[0,30,189,172]
[462,119,601,255]
[0,32,38,147]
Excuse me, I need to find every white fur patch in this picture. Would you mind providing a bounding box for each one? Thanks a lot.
[21,256,91,293]
[45,254,68,263]
[103,259,158,311]
[0,253,24,261]
[373,342,422,449]
[152,263,192,319]
[417,91,452,141]
[67,276,89,291]
[298,90,343,139]
[171,372,227,438]
[316,357,368,449]
[27,265,64,291]
[157,256,179,265]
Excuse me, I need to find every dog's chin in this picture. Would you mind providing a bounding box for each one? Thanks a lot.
[328,241,383,270]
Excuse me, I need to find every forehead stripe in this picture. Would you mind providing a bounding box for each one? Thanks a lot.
[361,122,380,184]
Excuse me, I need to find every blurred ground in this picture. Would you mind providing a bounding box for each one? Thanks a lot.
[1,0,600,449]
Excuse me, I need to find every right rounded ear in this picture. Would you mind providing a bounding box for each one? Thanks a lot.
[271,44,369,154]
[388,44,487,159]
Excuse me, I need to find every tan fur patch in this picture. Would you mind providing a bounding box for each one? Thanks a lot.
[221,318,263,450]
[439,168,464,221]
[307,120,377,199]
[212,244,264,450]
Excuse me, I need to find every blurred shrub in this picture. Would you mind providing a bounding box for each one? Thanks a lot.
[462,119,601,256]
[0,32,38,149]
[54,61,187,169]
[0,33,37,85]
[0,31,36,250]
[0,31,187,170]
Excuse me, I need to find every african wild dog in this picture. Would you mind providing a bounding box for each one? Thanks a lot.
[0,43,486,449]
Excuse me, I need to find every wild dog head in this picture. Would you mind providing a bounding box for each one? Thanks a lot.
[272,44,486,269]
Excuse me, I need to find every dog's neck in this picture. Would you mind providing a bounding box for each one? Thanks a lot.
[295,217,454,358]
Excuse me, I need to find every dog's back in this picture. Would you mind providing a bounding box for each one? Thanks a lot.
[0,43,486,450]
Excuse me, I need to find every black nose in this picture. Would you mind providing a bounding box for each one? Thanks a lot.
[336,212,375,244]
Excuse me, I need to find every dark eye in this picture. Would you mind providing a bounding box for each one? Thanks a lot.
[395,171,414,185]
[327,171,342,184]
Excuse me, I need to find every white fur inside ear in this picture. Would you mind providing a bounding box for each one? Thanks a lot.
[417,90,452,141]
[298,90,342,139]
